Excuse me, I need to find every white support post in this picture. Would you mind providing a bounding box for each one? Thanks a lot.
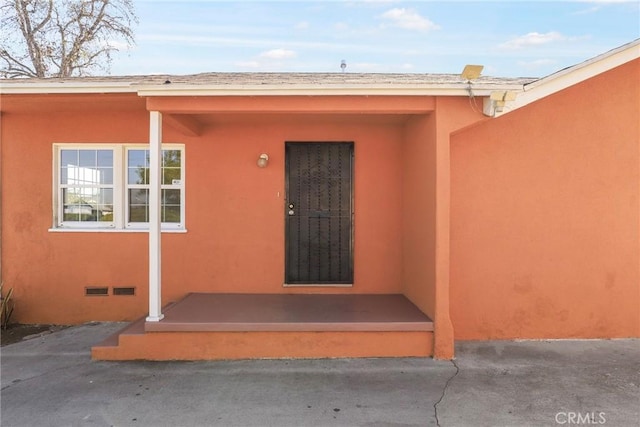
[147,111,164,322]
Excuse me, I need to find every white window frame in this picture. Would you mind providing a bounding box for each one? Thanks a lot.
[52,143,186,232]
[124,145,185,231]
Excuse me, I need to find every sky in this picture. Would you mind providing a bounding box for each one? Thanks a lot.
[110,0,640,78]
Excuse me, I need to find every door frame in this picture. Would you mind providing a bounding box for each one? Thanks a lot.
[283,141,355,286]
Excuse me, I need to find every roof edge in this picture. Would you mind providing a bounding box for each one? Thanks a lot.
[498,38,640,116]
[0,81,136,94]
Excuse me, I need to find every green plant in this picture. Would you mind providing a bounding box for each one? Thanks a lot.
[0,282,15,330]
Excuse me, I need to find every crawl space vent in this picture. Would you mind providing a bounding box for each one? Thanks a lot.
[85,287,108,296]
[113,287,136,296]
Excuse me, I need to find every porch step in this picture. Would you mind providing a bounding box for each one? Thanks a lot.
[91,294,434,360]
[93,329,433,360]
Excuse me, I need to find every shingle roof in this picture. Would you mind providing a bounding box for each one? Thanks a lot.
[138,72,535,86]
[0,72,534,88]
[1,39,636,100]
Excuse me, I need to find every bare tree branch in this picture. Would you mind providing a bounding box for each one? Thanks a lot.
[1,0,137,78]
[0,47,37,77]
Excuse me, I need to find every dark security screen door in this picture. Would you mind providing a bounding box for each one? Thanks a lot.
[285,142,354,284]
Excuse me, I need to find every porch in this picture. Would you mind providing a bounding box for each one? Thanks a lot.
[92,293,434,360]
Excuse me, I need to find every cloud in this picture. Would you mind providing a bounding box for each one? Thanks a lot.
[294,21,309,30]
[499,32,568,50]
[380,8,440,32]
[258,48,297,59]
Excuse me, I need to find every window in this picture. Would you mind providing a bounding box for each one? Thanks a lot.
[54,144,185,231]
[59,149,114,226]
[126,148,182,227]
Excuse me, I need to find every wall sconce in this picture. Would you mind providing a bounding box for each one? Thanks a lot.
[257,153,269,168]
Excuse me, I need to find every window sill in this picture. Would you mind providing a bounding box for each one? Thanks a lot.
[48,228,188,233]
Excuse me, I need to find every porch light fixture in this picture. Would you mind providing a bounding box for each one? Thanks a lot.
[488,90,517,115]
[257,153,269,168]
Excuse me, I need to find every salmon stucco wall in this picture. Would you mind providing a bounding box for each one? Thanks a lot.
[450,60,640,339]
[1,99,406,324]
[401,114,436,319]
[1,106,150,323]
[165,114,405,303]
[400,99,485,359]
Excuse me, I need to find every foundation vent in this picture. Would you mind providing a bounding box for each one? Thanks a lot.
[113,287,136,296]
[85,287,109,296]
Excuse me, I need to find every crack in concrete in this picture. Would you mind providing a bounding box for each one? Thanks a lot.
[434,359,459,427]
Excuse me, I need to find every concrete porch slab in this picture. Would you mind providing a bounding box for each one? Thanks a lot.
[144,293,434,332]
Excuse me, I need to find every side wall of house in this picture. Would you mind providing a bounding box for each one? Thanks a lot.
[450,59,640,339]
[402,114,437,319]
[1,105,405,324]
[1,106,150,323]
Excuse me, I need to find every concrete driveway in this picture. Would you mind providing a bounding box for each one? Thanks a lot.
[1,322,638,426]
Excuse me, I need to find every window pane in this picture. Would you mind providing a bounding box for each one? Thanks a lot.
[129,206,148,222]
[162,189,181,205]
[99,188,114,205]
[63,187,88,204]
[128,189,149,223]
[162,150,181,185]
[162,168,181,185]
[61,149,113,186]
[62,188,96,222]
[99,168,113,185]
[129,167,148,185]
[128,150,147,168]
[79,150,96,167]
[97,150,113,167]
[70,165,99,186]
[60,167,69,185]
[128,150,148,185]
[162,206,181,223]
[129,188,149,204]
[163,150,181,167]
[98,207,113,222]
[61,150,78,167]
[162,189,181,223]
[97,188,114,222]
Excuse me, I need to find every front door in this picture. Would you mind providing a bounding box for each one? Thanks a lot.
[285,142,354,284]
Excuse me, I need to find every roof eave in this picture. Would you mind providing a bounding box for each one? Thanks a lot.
[0,82,526,97]
[0,81,136,94]
[497,38,640,116]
